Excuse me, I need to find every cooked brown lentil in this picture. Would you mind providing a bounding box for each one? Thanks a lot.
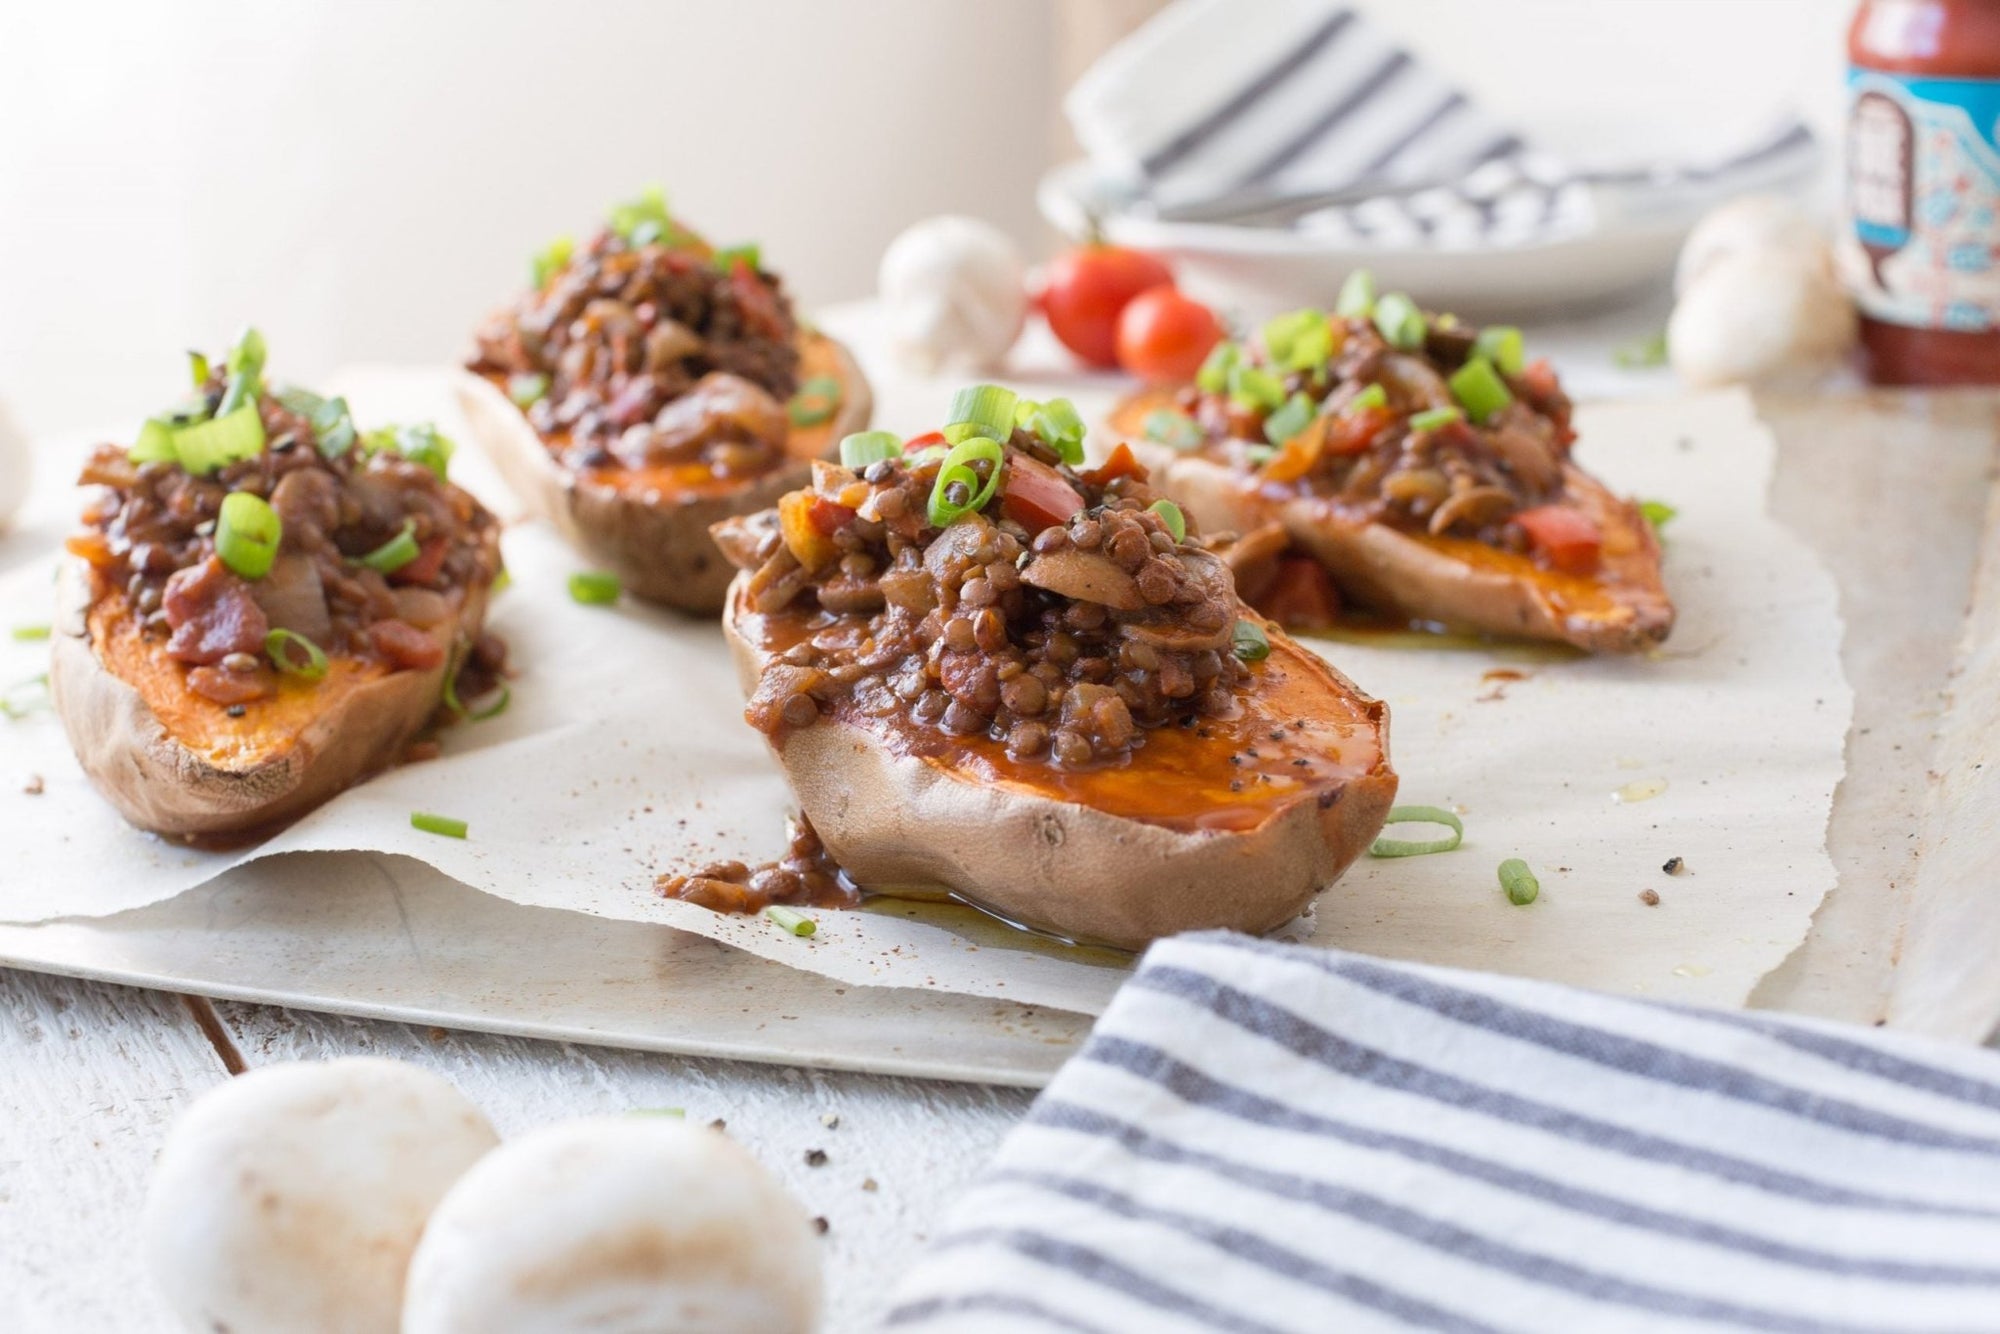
[716,426,1252,769]
[469,225,801,482]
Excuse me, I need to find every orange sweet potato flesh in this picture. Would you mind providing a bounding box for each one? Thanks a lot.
[723,579,1399,950]
[50,560,489,838]
[458,333,871,614]
[1110,390,1674,653]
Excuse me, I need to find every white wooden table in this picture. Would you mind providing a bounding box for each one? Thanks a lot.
[0,303,1676,1334]
[0,973,1031,1331]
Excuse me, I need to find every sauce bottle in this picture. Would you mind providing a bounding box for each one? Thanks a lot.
[1846,0,2000,384]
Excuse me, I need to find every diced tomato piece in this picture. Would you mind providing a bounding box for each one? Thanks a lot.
[1521,358,1562,401]
[902,431,946,454]
[806,496,855,537]
[1514,504,1602,575]
[728,260,787,340]
[1081,441,1147,488]
[1254,555,1343,631]
[390,536,450,588]
[1324,405,1394,457]
[1000,454,1086,532]
[367,618,446,670]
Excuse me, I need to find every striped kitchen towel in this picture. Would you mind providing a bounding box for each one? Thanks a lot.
[1065,0,1816,243]
[883,933,2000,1332]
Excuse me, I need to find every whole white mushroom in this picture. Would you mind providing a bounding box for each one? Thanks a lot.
[877,215,1028,375]
[1668,248,1858,389]
[1674,194,1835,295]
[403,1114,822,1334]
[143,1058,499,1334]
[0,396,30,532]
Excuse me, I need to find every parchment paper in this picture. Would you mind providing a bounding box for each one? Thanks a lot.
[0,365,1849,1017]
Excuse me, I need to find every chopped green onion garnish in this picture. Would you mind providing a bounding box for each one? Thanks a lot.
[215,328,267,419]
[713,243,761,272]
[0,672,50,721]
[1614,330,1669,369]
[356,519,420,573]
[1408,406,1463,433]
[129,418,178,465]
[1142,408,1204,451]
[763,905,816,937]
[1195,341,1240,394]
[1640,499,1678,532]
[1336,269,1377,320]
[1473,326,1526,376]
[1148,499,1186,543]
[1015,396,1086,465]
[1263,392,1317,445]
[11,624,50,642]
[942,384,1018,446]
[264,628,329,681]
[1498,857,1540,905]
[788,375,843,428]
[171,404,268,476]
[411,812,468,839]
[839,431,903,469]
[274,386,357,459]
[442,649,511,722]
[1372,293,1426,351]
[1345,383,1388,414]
[1243,444,1277,466]
[215,492,282,580]
[569,571,622,605]
[1231,619,1270,662]
[1226,364,1287,413]
[926,436,1005,527]
[1369,805,1465,858]
[507,373,550,408]
[1448,359,1513,424]
[531,235,575,288]
[1262,308,1333,371]
[362,423,455,480]
[187,350,212,389]
[610,185,677,248]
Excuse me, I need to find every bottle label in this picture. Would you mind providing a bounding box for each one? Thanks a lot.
[1846,70,2000,332]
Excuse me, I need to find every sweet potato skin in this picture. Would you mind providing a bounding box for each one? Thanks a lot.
[722,578,1398,950]
[50,556,492,839]
[457,332,871,615]
[1113,392,1674,653]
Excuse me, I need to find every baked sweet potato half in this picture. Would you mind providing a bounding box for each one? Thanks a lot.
[1112,283,1673,653]
[460,188,871,614]
[701,388,1397,949]
[52,332,504,839]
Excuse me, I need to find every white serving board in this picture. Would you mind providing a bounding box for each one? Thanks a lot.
[1,355,1993,1085]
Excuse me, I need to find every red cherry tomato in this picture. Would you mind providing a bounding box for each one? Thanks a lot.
[1115,285,1223,385]
[1040,244,1174,369]
[1514,505,1603,576]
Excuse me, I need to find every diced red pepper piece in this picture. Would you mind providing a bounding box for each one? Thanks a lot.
[999,454,1086,532]
[1081,441,1147,488]
[806,495,856,537]
[1514,504,1602,576]
[1255,555,1343,631]
[390,536,450,588]
[902,431,946,454]
[1323,405,1394,457]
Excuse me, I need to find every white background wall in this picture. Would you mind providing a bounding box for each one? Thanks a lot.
[0,0,1847,440]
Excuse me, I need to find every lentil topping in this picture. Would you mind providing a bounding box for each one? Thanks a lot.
[1150,284,1587,564]
[712,394,1261,773]
[469,187,804,487]
[70,332,504,710]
